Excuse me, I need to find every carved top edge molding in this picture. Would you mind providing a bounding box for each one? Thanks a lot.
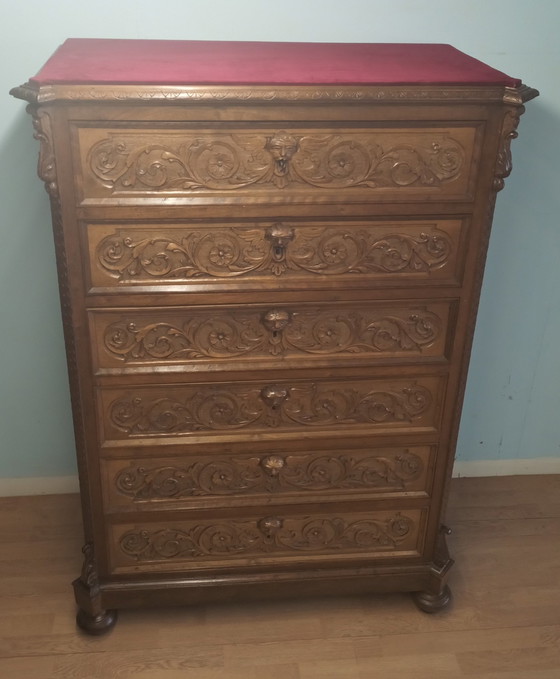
[11,82,537,105]
[503,84,539,105]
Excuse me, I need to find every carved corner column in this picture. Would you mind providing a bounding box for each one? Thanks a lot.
[442,83,538,488]
[73,543,117,634]
[29,107,115,633]
[412,525,454,613]
[418,84,539,613]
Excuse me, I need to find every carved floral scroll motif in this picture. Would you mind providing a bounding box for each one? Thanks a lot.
[102,306,442,363]
[114,450,425,500]
[107,381,433,436]
[86,130,465,193]
[96,224,453,282]
[118,512,417,562]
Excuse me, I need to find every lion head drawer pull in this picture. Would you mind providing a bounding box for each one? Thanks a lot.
[260,384,290,427]
[262,309,291,333]
[260,385,289,410]
[265,132,299,187]
[264,223,295,274]
[262,309,291,354]
[260,455,286,477]
[257,516,285,536]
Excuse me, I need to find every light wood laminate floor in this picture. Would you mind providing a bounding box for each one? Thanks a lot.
[0,475,559,678]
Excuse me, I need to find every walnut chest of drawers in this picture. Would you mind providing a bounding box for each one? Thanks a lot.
[11,40,537,634]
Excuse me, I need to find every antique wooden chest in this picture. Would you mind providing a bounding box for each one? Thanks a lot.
[11,40,537,633]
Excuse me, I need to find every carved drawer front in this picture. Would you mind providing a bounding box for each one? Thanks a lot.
[90,300,453,373]
[100,375,443,445]
[109,507,426,573]
[76,124,478,205]
[103,445,434,510]
[86,218,464,292]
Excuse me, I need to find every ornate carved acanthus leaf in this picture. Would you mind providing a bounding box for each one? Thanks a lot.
[28,107,58,197]
[87,131,465,193]
[96,225,452,282]
[102,307,442,362]
[119,512,416,561]
[114,450,424,500]
[108,382,433,435]
[493,106,525,191]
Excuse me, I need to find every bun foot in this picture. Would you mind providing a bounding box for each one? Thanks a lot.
[76,608,118,635]
[412,585,452,613]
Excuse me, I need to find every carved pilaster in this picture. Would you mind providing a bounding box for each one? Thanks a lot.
[493,106,524,192]
[27,108,94,554]
[79,542,101,598]
[73,542,117,635]
[438,87,537,534]
[27,106,58,197]
[492,83,538,192]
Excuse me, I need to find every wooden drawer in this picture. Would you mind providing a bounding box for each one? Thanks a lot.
[109,506,427,574]
[102,445,434,510]
[86,218,465,293]
[99,374,443,446]
[90,300,454,374]
[75,124,479,205]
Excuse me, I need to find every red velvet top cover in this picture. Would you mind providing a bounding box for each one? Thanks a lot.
[30,39,521,87]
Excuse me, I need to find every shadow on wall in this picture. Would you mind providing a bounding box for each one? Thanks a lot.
[0,111,76,478]
[456,96,560,463]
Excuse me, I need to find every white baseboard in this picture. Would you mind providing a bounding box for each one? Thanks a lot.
[452,457,560,477]
[0,475,80,497]
[0,458,559,496]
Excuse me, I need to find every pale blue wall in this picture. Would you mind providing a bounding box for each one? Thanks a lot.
[1,0,558,478]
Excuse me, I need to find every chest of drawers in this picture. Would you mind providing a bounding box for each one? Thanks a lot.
[11,40,537,634]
